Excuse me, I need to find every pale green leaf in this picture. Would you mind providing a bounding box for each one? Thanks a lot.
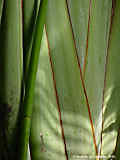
[30,0,120,160]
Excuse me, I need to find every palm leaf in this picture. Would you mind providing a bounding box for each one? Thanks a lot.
[0,0,120,159]
[30,0,120,160]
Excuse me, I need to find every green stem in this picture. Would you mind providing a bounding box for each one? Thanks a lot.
[17,0,48,159]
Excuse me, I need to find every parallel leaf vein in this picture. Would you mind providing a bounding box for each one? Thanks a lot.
[65,0,98,155]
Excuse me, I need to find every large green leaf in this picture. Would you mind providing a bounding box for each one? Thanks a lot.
[84,0,112,154]
[30,0,120,160]
[101,1,120,158]
[30,30,67,160]
[30,0,95,159]
[45,0,97,157]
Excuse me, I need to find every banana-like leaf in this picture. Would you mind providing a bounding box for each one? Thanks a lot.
[30,0,120,160]
[30,30,67,160]
[0,0,23,158]
[83,0,112,154]
[101,0,120,158]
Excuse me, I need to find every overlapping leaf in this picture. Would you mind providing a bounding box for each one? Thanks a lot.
[30,0,120,160]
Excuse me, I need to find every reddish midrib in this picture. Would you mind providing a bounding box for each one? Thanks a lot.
[100,0,116,155]
[83,0,91,77]
[45,26,69,160]
[65,0,98,155]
